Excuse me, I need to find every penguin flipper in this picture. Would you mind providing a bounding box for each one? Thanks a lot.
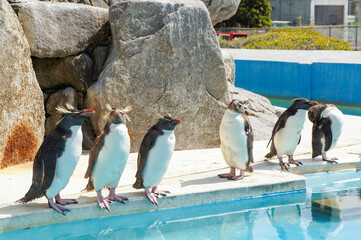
[17,131,66,203]
[311,124,324,158]
[265,141,277,159]
[84,128,107,179]
[243,115,254,165]
[267,113,287,148]
[320,118,333,152]
[133,126,164,189]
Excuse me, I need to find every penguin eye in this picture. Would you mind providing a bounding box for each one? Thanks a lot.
[71,114,76,118]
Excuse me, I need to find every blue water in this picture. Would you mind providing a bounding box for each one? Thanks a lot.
[2,170,361,239]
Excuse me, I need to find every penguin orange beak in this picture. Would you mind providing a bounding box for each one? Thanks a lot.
[172,119,181,125]
[309,101,319,106]
[80,109,95,116]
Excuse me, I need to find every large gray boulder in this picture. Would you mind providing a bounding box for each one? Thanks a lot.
[201,0,240,25]
[32,53,93,93]
[86,0,230,151]
[15,1,109,58]
[0,0,45,169]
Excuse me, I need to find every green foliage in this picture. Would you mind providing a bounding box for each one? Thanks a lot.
[242,29,353,50]
[218,38,244,48]
[217,0,272,28]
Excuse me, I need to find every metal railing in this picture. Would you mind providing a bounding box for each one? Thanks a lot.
[216,25,361,50]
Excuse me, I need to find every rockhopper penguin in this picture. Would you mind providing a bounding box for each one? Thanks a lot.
[17,105,94,215]
[133,115,181,205]
[308,104,343,163]
[265,98,318,170]
[84,105,131,211]
[218,100,254,180]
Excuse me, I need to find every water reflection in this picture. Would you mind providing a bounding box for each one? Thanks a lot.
[307,192,343,240]
[267,205,305,240]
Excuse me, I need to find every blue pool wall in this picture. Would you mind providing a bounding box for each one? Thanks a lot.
[222,49,361,106]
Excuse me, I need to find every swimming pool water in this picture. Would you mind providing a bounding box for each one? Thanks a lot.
[2,169,361,240]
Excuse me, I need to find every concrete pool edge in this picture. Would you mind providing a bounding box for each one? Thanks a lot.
[0,170,306,232]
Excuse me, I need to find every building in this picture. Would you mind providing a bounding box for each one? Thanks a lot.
[271,0,348,25]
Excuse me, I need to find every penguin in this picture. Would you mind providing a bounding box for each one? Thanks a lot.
[17,105,94,215]
[133,114,181,205]
[84,105,131,211]
[308,103,344,163]
[265,98,318,170]
[218,100,254,180]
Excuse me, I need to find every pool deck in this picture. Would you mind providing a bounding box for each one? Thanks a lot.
[1,113,361,232]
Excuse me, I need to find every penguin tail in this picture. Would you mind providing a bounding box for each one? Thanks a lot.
[16,185,42,204]
[82,179,95,192]
[246,165,253,173]
[133,178,144,189]
[265,152,275,159]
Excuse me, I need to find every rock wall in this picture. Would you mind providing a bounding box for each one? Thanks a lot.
[15,1,109,58]
[0,0,45,169]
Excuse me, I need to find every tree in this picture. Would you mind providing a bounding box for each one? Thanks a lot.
[217,0,272,28]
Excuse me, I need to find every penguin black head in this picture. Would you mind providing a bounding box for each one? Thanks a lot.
[104,105,132,125]
[308,104,328,123]
[291,98,318,110]
[155,114,181,131]
[228,100,247,114]
[56,105,95,128]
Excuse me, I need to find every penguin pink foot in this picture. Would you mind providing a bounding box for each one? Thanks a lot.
[48,198,70,215]
[55,194,78,205]
[322,153,338,163]
[97,190,110,211]
[152,186,170,196]
[227,169,245,181]
[218,167,236,178]
[288,155,303,166]
[109,188,128,204]
[145,187,158,205]
[278,157,290,171]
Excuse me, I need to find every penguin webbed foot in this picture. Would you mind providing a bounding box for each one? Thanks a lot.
[322,153,338,163]
[288,159,303,166]
[279,160,290,171]
[218,173,234,178]
[227,175,245,181]
[97,190,111,211]
[153,189,170,196]
[48,199,70,215]
[55,198,78,205]
[55,194,78,205]
[109,195,129,204]
[218,167,236,179]
[322,157,338,164]
[145,187,159,205]
[98,198,111,212]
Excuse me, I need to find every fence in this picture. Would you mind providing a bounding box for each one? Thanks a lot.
[216,25,361,50]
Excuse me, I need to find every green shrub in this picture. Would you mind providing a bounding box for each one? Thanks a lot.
[217,0,272,28]
[218,38,244,48]
[242,29,352,50]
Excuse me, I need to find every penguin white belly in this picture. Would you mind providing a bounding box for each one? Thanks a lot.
[92,124,130,191]
[273,110,307,156]
[220,112,248,170]
[46,125,83,198]
[142,130,175,188]
[321,107,344,150]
